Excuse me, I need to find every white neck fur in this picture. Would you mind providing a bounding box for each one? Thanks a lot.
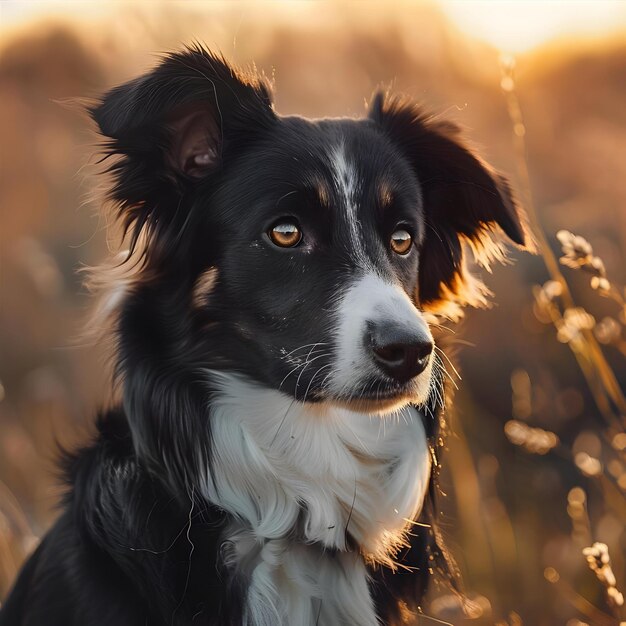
[202,371,431,626]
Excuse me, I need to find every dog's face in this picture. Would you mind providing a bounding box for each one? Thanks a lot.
[199,117,434,413]
[93,47,527,418]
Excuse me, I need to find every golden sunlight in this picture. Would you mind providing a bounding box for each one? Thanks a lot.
[2,0,626,55]
[438,0,626,53]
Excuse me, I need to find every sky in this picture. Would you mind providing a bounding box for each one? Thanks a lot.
[439,0,626,52]
[1,0,626,54]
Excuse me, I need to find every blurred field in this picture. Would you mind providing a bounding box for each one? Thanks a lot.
[0,2,625,624]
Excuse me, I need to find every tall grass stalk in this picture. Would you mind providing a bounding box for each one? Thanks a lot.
[499,55,625,625]
[500,55,626,431]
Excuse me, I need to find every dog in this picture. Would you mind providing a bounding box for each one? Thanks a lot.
[0,46,527,626]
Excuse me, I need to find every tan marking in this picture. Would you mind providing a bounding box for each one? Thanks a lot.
[316,180,331,208]
[192,267,218,308]
[378,181,394,209]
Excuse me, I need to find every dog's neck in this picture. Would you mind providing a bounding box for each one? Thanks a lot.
[202,371,431,625]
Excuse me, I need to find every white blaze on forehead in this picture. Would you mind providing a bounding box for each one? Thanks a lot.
[329,273,434,400]
[330,142,371,270]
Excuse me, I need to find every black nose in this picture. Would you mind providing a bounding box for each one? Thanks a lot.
[368,324,433,383]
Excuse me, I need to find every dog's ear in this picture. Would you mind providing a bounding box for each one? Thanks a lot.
[91,45,275,253]
[370,92,531,319]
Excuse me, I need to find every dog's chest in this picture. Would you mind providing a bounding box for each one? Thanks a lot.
[204,373,431,625]
[220,527,379,626]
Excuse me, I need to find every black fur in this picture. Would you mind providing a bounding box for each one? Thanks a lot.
[1,46,526,625]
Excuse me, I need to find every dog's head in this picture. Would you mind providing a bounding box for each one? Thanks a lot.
[92,46,527,448]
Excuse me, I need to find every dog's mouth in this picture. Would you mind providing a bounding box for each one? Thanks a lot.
[320,379,427,415]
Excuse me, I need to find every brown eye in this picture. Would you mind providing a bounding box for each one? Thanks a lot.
[390,229,412,255]
[269,221,302,248]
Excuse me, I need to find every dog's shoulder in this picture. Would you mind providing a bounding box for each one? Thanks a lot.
[2,410,232,626]
[0,502,146,625]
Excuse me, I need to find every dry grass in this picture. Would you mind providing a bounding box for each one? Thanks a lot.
[405,51,626,626]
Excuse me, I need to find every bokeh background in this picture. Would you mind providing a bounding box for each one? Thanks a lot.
[1,1,625,624]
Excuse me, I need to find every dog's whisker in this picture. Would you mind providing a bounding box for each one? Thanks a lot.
[344,476,358,545]
[428,321,456,335]
[430,359,447,408]
[171,486,196,621]
[318,368,335,395]
[294,351,330,396]
[279,349,331,392]
[432,353,459,391]
[303,363,332,404]
[433,345,461,380]
[280,341,329,360]
[270,397,298,447]
[279,361,308,390]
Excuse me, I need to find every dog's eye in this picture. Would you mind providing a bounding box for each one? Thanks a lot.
[269,221,302,248]
[390,229,412,255]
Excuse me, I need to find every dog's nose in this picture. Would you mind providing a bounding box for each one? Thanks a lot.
[368,323,433,383]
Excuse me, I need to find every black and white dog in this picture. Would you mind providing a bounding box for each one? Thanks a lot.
[1,47,527,625]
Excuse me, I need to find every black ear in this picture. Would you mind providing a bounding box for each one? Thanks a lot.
[91,45,275,251]
[370,92,531,318]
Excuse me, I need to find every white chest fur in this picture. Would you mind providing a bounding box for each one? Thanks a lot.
[203,372,431,626]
